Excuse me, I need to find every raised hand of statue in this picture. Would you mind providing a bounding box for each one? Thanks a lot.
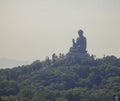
[72,39,76,48]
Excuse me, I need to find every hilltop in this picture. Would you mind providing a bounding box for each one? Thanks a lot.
[0,55,120,101]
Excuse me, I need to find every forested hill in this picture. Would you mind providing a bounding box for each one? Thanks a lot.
[0,55,120,101]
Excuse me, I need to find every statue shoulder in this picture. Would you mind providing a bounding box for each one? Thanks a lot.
[81,36,86,40]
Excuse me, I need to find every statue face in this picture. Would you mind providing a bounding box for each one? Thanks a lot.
[78,33,83,36]
[78,30,83,36]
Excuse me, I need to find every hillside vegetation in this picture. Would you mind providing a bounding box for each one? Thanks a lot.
[0,55,120,101]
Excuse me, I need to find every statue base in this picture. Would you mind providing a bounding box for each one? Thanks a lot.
[66,47,91,59]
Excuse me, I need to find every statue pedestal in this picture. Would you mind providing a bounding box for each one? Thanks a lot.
[67,47,90,59]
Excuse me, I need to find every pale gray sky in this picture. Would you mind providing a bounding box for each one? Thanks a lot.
[0,0,120,61]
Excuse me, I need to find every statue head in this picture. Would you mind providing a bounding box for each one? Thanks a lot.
[78,30,83,37]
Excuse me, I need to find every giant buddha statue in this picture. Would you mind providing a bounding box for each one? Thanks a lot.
[67,29,90,59]
[72,30,87,53]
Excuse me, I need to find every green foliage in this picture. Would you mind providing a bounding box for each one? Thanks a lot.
[0,55,120,101]
[0,80,19,96]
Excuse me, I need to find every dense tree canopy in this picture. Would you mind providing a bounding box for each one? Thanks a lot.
[0,55,120,101]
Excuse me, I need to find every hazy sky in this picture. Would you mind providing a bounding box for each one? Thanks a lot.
[0,0,120,61]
